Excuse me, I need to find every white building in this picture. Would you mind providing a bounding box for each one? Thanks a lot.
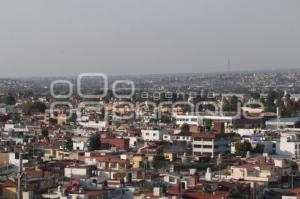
[4,124,29,133]
[162,132,174,142]
[193,134,231,158]
[141,129,163,142]
[175,114,239,130]
[266,117,300,129]
[125,136,142,147]
[276,131,300,158]
[73,141,87,151]
[64,165,94,178]
[79,121,107,130]
[72,137,88,151]
[8,152,29,167]
[175,115,202,126]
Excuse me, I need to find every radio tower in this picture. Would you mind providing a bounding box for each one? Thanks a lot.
[227,57,231,73]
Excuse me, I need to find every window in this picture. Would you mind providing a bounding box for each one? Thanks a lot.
[110,163,117,168]
[194,152,202,156]
[169,176,176,183]
[194,144,202,148]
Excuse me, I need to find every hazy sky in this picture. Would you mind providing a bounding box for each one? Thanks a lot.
[0,0,300,77]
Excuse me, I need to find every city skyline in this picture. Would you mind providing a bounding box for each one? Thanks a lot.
[0,0,300,77]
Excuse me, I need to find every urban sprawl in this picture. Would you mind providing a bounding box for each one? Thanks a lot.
[2,70,300,199]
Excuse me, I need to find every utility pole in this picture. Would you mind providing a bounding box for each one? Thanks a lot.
[291,172,295,189]
[17,153,23,199]
[277,107,281,129]
[227,57,231,74]
[217,154,222,181]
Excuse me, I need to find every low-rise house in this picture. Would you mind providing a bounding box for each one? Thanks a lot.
[100,138,130,150]
[229,162,280,183]
[173,131,193,142]
[277,130,300,158]
[64,164,96,178]
[162,132,174,142]
[8,152,29,167]
[85,154,131,181]
[0,179,17,199]
[132,153,146,169]
[222,157,291,184]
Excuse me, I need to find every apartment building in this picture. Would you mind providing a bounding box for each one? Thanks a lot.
[192,123,232,158]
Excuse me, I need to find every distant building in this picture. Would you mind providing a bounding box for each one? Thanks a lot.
[266,117,300,129]
[0,103,7,115]
[79,121,107,130]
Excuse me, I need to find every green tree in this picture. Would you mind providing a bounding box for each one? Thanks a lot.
[49,117,58,125]
[22,101,46,115]
[253,143,264,154]
[181,123,190,132]
[65,139,73,151]
[291,162,299,172]
[69,112,77,123]
[229,95,239,111]
[230,184,251,199]
[264,90,278,112]
[235,141,252,156]
[0,95,16,105]
[160,115,171,124]
[10,112,20,122]
[41,128,49,139]
[222,98,230,111]
[204,120,212,132]
[152,154,168,170]
[284,94,296,117]
[88,134,101,151]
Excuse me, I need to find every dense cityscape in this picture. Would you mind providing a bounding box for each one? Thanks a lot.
[1,0,300,198]
[0,70,300,198]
